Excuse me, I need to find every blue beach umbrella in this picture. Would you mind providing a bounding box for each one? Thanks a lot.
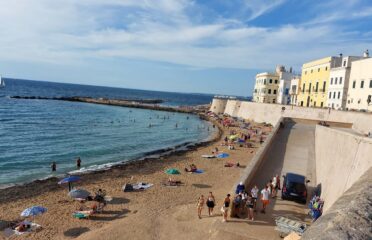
[217,153,229,158]
[59,176,81,191]
[69,189,91,199]
[21,206,47,217]
[58,176,81,184]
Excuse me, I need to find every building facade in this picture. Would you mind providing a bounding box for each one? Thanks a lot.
[327,56,364,110]
[277,70,297,105]
[297,56,341,108]
[253,72,280,104]
[346,57,372,112]
[253,65,295,104]
[289,77,300,105]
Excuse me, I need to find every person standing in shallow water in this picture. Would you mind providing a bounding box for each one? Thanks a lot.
[197,195,205,219]
[76,157,82,169]
[51,162,56,172]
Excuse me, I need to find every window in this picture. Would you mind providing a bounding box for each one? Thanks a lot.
[330,78,333,84]
[315,82,319,92]
[370,80,372,88]
[272,99,276,103]
[329,92,332,98]
[268,89,271,94]
[343,60,346,67]
[275,80,278,84]
[269,79,273,84]
[305,71,307,75]
[302,83,305,93]
[340,77,343,84]
[333,92,336,99]
[353,81,356,88]
[335,77,338,84]
[318,68,320,72]
[338,92,341,99]
[361,80,364,88]
[325,67,328,71]
[309,83,312,93]
[264,79,267,85]
[321,102,324,107]
[285,88,289,95]
[273,90,277,94]
[322,81,326,92]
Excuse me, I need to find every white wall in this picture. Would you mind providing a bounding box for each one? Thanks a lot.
[315,125,372,212]
[212,100,372,134]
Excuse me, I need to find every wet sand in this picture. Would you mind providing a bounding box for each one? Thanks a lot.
[0,117,271,240]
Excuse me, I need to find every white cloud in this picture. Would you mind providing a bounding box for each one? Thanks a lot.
[0,0,370,72]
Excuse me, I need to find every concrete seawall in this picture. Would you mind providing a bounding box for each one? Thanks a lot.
[216,99,372,134]
[315,125,372,212]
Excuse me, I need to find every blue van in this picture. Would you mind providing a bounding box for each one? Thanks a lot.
[281,173,308,204]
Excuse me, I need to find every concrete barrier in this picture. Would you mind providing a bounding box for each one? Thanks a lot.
[315,125,372,212]
[211,99,372,134]
[229,118,283,216]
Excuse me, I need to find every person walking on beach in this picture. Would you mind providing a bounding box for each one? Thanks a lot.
[251,185,259,211]
[76,157,82,169]
[197,195,205,219]
[261,185,270,213]
[51,162,57,172]
[246,193,255,221]
[206,192,216,216]
[222,194,231,222]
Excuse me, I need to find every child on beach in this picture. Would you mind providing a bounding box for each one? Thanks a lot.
[197,195,205,219]
[261,186,270,213]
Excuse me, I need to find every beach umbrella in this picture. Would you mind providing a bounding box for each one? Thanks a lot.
[68,189,91,199]
[229,135,238,140]
[165,168,180,175]
[21,206,47,217]
[217,153,229,158]
[58,176,81,191]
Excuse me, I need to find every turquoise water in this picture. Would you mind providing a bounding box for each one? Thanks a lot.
[0,79,214,187]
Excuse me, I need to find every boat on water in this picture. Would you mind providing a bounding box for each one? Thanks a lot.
[0,76,5,88]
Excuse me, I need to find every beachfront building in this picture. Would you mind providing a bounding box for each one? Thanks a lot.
[327,55,365,110]
[289,77,300,105]
[253,65,293,104]
[277,68,297,105]
[297,56,342,108]
[346,56,372,112]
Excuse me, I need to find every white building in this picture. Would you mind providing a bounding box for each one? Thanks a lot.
[253,65,295,104]
[277,69,297,105]
[327,55,364,110]
[289,77,300,105]
[346,54,372,112]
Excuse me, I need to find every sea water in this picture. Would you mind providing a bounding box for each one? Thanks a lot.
[0,79,215,187]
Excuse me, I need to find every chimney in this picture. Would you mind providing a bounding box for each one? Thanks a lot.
[363,49,369,58]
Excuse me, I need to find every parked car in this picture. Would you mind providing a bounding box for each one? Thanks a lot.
[281,172,309,204]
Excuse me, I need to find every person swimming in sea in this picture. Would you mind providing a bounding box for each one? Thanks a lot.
[51,162,57,172]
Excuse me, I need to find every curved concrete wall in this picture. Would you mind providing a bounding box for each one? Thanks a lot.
[315,125,372,212]
[210,98,228,114]
[211,99,372,133]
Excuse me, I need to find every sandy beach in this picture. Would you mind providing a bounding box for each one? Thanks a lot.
[0,115,272,240]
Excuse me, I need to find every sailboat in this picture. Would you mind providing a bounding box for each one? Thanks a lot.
[0,76,5,88]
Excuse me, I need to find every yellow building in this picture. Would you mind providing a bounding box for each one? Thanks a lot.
[297,56,341,108]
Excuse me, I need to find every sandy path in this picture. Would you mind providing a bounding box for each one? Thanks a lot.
[0,120,269,240]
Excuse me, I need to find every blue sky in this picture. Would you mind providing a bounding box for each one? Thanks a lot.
[0,0,371,96]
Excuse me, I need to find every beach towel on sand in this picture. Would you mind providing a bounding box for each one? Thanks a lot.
[132,182,154,190]
[192,169,205,174]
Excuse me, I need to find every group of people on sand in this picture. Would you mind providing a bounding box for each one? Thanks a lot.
[197,192,232,222]
[232,174,281,220]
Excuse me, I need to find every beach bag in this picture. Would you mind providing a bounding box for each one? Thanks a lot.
[220,206,225,213]
[122,183,134,192]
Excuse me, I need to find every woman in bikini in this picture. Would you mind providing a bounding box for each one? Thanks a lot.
[206,192,216,216]
[222,194,231,222]
[246,193,255,221]
[197,195,205,219]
